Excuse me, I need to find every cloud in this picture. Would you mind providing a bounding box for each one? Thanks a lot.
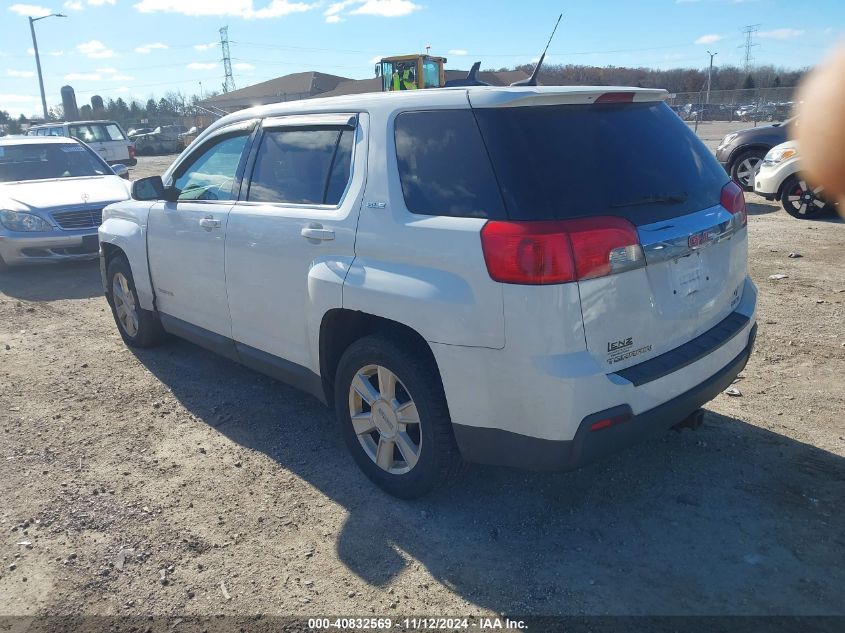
[133,0,319,19]
[7,69,36,78]
[233,62,254,70]
[187,62,218,70]
[325,0,418,21]
[134,42,168,53]
[27,48,35,56]
[96,66,118,74]
[448,49,468,56]
[63,0,83,9]
[110,74,133,81]
[88,0,116,5]
[8,4,51,17]
[49,50,65,56]
[324,0,354,21]
[368,55,383,64]
[350,0,420,17]
[193,42,217,51]
[758,28,805,40]
[65,72,102,80]
[0,94,37,102]
[77,40,114,59]
[694,34,723,44]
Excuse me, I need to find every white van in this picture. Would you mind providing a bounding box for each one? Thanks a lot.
[27,120,135,166]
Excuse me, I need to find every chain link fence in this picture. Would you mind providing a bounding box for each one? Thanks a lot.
[667,87,797,124]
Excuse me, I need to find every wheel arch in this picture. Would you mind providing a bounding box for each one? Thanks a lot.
[99,214,156,311]
[728,144,770,170]
[318,309,441,407]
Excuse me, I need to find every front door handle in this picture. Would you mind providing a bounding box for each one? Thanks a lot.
[199,216,221,230]
[301,223,335,241]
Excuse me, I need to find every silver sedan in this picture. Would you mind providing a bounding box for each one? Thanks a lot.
[0,135,131,269]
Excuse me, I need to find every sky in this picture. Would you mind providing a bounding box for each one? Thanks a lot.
[1,0,843,116]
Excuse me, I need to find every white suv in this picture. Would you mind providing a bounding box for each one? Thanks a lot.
[99,86,757,498]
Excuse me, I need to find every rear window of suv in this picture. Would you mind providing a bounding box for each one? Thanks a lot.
[395,102,729,225]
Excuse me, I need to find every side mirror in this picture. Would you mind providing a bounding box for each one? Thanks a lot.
[112,163,129,180]
[131,175,166,201]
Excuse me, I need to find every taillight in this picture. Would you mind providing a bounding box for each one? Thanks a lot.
[480,216,644,285]
[721,180,747,226]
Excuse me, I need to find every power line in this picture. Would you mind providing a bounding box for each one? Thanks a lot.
[219,26,236,93]
[739,24,760,71]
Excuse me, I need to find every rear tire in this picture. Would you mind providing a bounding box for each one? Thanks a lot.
[730,150,765,191]
[334,334,464,499]
[780,175,831,220]
[106,255,165,348]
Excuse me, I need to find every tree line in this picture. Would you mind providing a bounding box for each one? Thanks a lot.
[511,62,806,94]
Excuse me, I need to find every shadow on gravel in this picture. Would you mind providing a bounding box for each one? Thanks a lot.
[0,259,101,301]
[133,338,845,616]
[746,201,779,216]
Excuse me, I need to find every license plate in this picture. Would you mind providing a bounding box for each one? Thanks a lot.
[81,235,99,253]
[672,252,704,296]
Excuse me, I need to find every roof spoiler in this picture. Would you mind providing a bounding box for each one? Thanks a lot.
[510,13,562,87]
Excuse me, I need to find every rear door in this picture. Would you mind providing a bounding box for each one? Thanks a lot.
[471,95,748,371]
[225,113,365,372]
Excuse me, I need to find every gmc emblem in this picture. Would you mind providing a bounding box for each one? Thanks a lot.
[688,228,718,249]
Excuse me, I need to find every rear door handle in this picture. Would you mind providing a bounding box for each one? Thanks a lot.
[301,224,335,241]
[199,216,222,230]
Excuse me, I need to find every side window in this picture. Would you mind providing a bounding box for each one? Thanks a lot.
[104,124,126,141]
[247,127,354,206]
[394,110,505,218]
[422,61,440,88]
[173,133,249,202]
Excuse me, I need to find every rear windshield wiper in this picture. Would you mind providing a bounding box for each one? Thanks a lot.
[610,193,688,208]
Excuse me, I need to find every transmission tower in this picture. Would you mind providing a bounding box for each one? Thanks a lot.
[219,26,236,93]
[739,24,760,71]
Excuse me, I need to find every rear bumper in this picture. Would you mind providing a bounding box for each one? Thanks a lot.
[0,231,100,265]
[453,324,756,471]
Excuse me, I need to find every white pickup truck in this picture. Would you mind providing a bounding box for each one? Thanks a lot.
[99,86,757,498]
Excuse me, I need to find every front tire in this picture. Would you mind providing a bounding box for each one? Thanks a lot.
[780,175,831,220]
[731,150,765,191]
[334,334,464,499]
[106,255,165,348]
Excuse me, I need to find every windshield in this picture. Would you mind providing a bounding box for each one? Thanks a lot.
[473,101,730,224]
[0,143,111,183]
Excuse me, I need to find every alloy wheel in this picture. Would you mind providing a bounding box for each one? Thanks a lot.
[348,364,422,475]
[785,180,826,216]
[112,272,139,337]
[735,156,762,188]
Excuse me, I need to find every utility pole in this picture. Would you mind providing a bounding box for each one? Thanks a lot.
[28,13,66,120]
[219,26,236,93]
[739,24,760,72]
[706,50,718,105]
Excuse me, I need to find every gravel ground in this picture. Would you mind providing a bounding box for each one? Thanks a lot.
[1,129,844,621]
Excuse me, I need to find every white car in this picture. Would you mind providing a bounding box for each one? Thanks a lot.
[754,140,834,219]
[99,86,758,498]
[27,120,136,166]
[0,136,131,269]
